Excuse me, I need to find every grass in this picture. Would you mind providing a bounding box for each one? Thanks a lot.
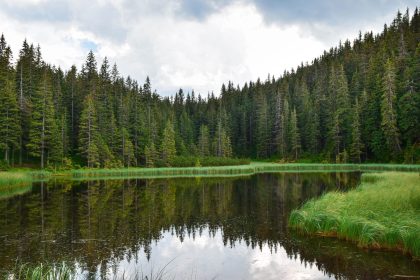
[7,262,75,280]
[69,162,420,180]
[289,172,420,258]
[6,260,179,280]
[0,172,34,199]
[1,162,419,182]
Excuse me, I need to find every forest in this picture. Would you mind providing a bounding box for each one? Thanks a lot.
[0,9,419,169]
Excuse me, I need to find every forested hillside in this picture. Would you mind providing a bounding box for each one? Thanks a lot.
[0,8,419,168]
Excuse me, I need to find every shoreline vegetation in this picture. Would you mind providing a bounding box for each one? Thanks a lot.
[1,162,419,182]
[0,162,419,198]
[289,172,420,259]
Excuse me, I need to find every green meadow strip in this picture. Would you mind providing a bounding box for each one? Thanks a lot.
[69,163,420,180]
[1,163,419,184]
[0,172,33,199]
[289,172,420,258]
[0,171,51,199]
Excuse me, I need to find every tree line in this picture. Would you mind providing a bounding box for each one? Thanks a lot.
[0,8,419,168]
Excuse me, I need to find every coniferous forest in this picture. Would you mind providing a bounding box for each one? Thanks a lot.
[0,9,419,169]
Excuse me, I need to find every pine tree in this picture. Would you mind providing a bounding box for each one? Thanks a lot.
[222,131,233,157]
[145,142,158,167]
[256,89,269,158]
[198,125,210,157]
[122,128,135,167]
[161,119,176,166]
[0,35,20,164]
[273,91,283,157]
[290,108,301,160]
[350,98,364,163]
[47,118,63,168]
[381,58,401,156]
[78,94,100,168]
[27,69,57,168]
[398,44,419,159]
[16,40,36,164]
[0,79,20,163]
[328,64,350,158]
[282,97,290,157]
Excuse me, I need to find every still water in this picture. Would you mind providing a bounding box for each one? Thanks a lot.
[0,173,419,279]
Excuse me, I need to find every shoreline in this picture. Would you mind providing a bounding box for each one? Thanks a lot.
[288,172,420,259]
[1,162,420,182]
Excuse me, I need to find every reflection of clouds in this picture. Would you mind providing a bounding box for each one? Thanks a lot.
[111,228,331,280]
[248,244,330,280]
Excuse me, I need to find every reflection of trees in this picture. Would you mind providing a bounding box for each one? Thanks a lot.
[4,172,417,279]
[283,234,420,279]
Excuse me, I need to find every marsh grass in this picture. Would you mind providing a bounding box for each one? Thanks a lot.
[7,260,185,280]
[0,163,419,196]
[7,262,75,280]
[289,172,420,258]
[70,163,420,180]
[0,172,34,199]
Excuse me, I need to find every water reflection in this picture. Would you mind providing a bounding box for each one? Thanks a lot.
[0,173,419,279]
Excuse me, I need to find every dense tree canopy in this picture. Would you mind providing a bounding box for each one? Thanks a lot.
[0,8,419,167]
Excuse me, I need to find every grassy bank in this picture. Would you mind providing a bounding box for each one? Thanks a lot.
[0,172,35,199]
[1,163,420,182]
[69,163,420,180]
[289,172,420,258]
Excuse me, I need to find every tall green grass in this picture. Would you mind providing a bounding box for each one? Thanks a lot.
[289,172,420,258]
[70,162,420,179]
[7,261,182,280]
[1,163,419,185]
[0,172,34,199]
[8,262,74,280]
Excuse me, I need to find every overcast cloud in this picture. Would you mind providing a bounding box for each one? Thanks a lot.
[0,0,417,96]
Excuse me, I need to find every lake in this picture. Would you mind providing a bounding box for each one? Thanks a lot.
[0,172,419,279]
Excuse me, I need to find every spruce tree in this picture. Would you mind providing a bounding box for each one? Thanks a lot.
[381,58,401,156]
[198,125,210,157]
[0,79,20,163]
[122,128,135,167]
[328,64,350,158]
[350,98,364,163]
[145,142,158,167]
[256,89,269,158]
[161,119,176,166]
[78,94,100,168]
[290,108,301,160]
[0,35,20,164]
[27,69,57,168]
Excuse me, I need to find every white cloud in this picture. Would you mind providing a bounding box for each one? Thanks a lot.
[0,0,416,96]
[111,2,328,95]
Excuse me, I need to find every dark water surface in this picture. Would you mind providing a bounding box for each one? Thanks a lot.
[0,172,419,279]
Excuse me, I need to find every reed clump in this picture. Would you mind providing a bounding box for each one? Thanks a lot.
[0,172,34,199]
[7,262,75,280]
[289,172,420,258]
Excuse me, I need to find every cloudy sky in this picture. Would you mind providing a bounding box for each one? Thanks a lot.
[0,0,418,96]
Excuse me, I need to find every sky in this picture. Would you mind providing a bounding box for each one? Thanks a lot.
[0,0,418,96]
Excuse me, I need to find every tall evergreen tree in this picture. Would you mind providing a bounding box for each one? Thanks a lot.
[350,98,364,163]
[290,108,301,160]
[0,35,20,164]
[78,94,100,168]
[198,125,210,157]
[27,69,57,168]
[381,58,401,156]
[161,119,176,166]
